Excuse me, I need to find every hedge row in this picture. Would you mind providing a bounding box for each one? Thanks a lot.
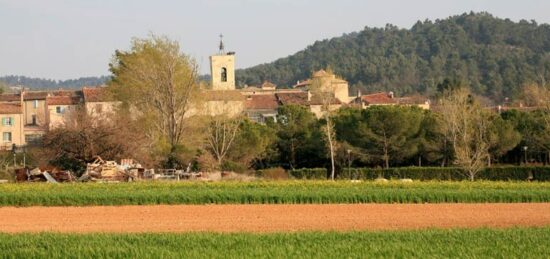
[286,166,550,181]
[288,168,327,180]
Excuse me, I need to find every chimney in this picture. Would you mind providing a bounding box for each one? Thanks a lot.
[357,89,362,98]
[388,91,394,99]
[307,90,312,102]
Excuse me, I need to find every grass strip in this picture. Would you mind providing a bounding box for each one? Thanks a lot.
[1,181,550,206]
[0,227,548,258]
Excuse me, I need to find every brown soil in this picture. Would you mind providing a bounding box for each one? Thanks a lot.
[0,203,549,233]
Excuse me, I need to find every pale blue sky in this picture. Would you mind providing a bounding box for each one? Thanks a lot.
[0,0,549,79]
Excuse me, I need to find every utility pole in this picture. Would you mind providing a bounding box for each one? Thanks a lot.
[523,146,527,165]
[347,149,352,179]
[11,144,16,168]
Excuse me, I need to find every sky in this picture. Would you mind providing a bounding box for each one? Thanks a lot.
[0,0,549,80]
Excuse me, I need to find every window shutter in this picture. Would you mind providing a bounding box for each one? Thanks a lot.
[10,117,14,126]
[1,118,5,126]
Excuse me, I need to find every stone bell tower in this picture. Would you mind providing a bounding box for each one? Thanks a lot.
[210,34,236,90]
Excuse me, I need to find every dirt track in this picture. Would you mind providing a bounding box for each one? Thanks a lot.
[0,203,549,233]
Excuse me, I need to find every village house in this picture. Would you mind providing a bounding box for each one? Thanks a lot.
[0,103,24,149]
[0,38,432,148]
[354,91,430,110]
[46,90,83,128]
[82,86,118,117]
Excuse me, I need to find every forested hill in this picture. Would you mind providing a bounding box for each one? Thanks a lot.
[0,75,109,90]
[236,12,550,101]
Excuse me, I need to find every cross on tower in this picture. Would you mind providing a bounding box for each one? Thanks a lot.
[219,34,225,54]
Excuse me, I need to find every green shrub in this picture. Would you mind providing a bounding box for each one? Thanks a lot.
[289,168,327,179]
[221,161,248,174]
[337,166,550,181]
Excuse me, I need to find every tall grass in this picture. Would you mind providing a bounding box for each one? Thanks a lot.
[0,228,548,258]
[1,181,550,206]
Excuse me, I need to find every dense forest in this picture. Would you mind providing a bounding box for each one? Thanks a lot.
[0,75,109,90]
[236,12,550,102]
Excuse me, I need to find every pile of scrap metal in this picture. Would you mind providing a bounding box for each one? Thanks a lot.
[79,157,145,182]
[15,167,76,183]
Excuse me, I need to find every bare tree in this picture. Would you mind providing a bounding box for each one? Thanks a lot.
[309,75,338,180]
[109,35,201,165]
[205,114,243,171]
[42,107,148,174]
[437,88,489,181]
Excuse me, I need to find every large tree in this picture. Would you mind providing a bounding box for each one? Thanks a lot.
[109,35,201,167]
[437,87,490,180]
[486,115,521,166]
[334,106,424,168]
[275,105,322,170]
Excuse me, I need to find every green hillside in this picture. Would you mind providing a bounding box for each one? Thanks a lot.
[236,12,550,101]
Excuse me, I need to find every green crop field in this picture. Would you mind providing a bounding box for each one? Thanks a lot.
[1,181,550,206]
[0,227,548,258]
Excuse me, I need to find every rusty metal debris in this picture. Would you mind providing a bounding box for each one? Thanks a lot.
[15,167,76,183]
[12,157,244,183]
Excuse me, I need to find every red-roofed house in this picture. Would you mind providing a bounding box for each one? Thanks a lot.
[82,86,118,117]
[46,91,83,128]
[244,94,279,123]
[0,103,24,149]
[355,92,430,110]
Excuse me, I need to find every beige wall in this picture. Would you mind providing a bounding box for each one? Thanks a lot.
[23,100,47,126]
[210,54,235,90]
[0,113,24,148]
[189,100,244,118]
[333,82,351,104]
[48,104,77,128]
[85,101,118,118]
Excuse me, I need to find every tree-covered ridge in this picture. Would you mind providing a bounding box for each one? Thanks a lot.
[236,12,550,102]
[0,75,109,89]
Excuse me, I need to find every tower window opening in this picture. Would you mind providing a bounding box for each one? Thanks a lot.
[221,67,227,82]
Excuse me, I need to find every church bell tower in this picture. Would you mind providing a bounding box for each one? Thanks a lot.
[210,34,236,90]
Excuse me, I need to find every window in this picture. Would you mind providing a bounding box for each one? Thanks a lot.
[2,117,13,126]
[56,106,63,114]
[3,132,12,142]
[221,67,227,82]
[33,100,39,109]
[25,134,42,145]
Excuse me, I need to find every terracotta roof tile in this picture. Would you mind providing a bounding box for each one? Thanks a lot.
[83,87,113,102]
[245,94,278,110]
[0,103,22,114]
[0,94,21,102]
[276,92,309,105]
[23,91,49,100]
[47,96,82,105]
[360,92,397,105]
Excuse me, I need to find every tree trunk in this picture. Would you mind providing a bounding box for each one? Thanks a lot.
[326,120,336,180]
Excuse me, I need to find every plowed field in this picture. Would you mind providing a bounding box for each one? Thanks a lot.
[1,203,549,233]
